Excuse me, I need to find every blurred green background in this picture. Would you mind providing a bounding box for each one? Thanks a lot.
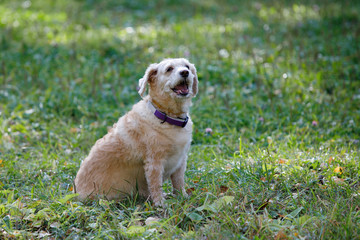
[1,0,359,146]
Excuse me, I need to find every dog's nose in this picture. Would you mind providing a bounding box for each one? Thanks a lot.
[180,70,189,78]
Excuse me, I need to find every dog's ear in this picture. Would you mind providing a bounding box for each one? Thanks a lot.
[138,63,158,97]
[190,64,198,96]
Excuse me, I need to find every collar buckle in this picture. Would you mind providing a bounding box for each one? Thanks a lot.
[182,116,189,128]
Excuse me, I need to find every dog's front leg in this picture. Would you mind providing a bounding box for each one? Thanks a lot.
[144,159,164,206]
[170,158,187,197]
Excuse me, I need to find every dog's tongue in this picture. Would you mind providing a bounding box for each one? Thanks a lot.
[174,84,189,95]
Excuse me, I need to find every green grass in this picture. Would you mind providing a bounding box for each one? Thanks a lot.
[1,0,360,239]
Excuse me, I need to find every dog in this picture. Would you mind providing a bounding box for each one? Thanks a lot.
[74,58,198,206]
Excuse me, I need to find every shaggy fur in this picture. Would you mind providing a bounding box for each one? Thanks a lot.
[74,58,198,206]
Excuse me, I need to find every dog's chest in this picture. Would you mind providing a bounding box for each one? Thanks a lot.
[162,131,190,176]
[163,147,187,178]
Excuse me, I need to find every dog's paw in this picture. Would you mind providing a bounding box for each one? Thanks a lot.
[162,192,170,199]
[153,197,167,208]
[173,189,188,198]
[154,201,165,208]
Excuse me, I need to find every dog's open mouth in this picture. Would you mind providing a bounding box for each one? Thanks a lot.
[172,82,189,96]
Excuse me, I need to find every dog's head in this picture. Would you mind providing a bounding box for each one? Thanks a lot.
[138,58,198,100]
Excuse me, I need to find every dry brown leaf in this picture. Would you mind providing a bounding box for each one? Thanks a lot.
[220,185,229,193]
[334,167,343,174]
[70,128,79,133]
[278,158,287,164]
[186,187,195,195]
[275,230,288,240]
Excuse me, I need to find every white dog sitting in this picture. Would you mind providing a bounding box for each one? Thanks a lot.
[74,58,198,206]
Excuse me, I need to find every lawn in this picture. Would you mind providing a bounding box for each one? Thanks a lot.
[0,0,360,239]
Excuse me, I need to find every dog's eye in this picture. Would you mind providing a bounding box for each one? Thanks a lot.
[185,65,190,69]
[166,67,174,72]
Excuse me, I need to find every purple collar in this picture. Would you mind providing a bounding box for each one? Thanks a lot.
[148,101,188,128]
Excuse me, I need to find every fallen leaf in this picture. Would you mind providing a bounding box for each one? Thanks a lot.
[328,156,333,164]
[220,185,229,193]
[68,186,73,192]
[278,158,287,164]
[334,167,343,174]
[201,188,208,192]
[275,230,288,240]
[70,128,79,133]
[260,177,266,182]
[186,187,195,195]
